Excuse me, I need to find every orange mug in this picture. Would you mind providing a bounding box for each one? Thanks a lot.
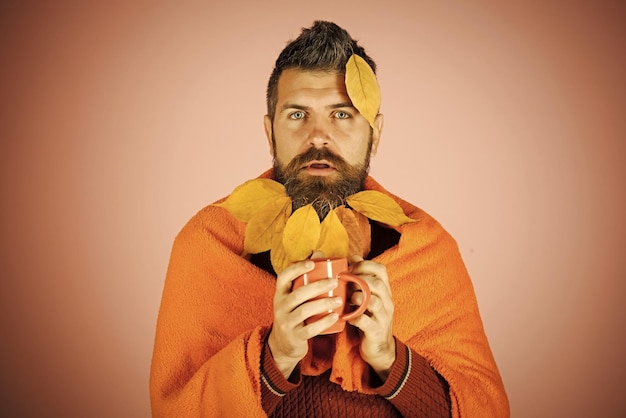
[292,258,371,334]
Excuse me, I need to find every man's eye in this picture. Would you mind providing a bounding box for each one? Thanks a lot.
[290,111,305,120]
[334,111,351,119]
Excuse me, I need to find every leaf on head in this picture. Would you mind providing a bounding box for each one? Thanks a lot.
[345,54,381,130]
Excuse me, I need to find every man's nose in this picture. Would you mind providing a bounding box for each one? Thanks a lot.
[307,117,331,148]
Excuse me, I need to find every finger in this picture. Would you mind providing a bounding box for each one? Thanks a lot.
[350,260,387,280]
[351,285,394,321]
[275,259,315,295]
[347,271,391,309]
[292,296,343,325]
[347,310,376,332]
[349,260,391,294]
[348,255,390,295]
[347,294,393,335]
[351,292,386,318]
[290,277,338,307]
[301,312,339,338]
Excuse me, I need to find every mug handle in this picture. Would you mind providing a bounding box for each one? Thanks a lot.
[337,272,371,321]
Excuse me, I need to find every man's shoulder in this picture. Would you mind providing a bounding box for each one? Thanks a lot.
[173,200,245,250]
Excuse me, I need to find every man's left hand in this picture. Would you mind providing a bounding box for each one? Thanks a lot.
[347,255,396,382]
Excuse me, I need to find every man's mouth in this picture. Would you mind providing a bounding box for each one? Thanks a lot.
[303,160,333,169]
[302,160,336,175]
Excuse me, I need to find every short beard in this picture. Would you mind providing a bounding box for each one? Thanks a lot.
[273,140,371,220]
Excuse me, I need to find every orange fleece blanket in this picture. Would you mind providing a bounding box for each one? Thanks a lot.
[150,171,509,417]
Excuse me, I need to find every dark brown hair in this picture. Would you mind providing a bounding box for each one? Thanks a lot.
[266,21,377,120]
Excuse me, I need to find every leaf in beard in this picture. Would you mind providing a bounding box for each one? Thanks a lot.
[317,208,349,259]
[352,210,372,257]
[346,190,415,227]
[334,206,371,258]
[270,205,292,274]
[282,204,321,262]
[345,54,381,130]
[214,178,286,222]
[243,196,291,255]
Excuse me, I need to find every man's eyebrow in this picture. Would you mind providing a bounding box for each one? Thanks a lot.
[279,103,310,112]
[329,102,355,109]
[279,102,356,113]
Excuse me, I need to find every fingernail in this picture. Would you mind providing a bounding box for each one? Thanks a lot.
[333,297,343,307]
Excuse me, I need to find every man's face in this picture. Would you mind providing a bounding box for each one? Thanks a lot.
[264,69,383,218]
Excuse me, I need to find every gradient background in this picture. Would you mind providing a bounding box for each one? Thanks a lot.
[1,1,624,417]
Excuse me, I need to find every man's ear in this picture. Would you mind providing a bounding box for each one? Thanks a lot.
[370,113,384,157]
[264,115,274,156]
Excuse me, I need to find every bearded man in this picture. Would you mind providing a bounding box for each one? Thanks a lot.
[150,21,509,418]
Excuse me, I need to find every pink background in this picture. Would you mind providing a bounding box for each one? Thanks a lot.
[1,1,624,417]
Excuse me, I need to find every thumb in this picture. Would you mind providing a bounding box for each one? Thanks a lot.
[348,254,364,266]
[310,250,325,259]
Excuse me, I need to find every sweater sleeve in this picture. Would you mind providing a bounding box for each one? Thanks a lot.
[371,339,451,417]
[260,333,303,415]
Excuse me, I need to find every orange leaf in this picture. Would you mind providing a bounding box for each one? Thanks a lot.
[346,190,415,227]
[335,206,371,258]
[282,204,321,262]
[345,54,381,130]
[244,196,291,255]
[214,178,286,222]
[317,208,349,259]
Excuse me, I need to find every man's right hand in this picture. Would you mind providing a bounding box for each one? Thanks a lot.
[267,255,342,379]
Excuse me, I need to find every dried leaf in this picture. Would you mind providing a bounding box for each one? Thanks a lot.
[214,178,286,222]
[345,54,381,129]
[346,190,415,227]
[270,240,289,274]
[317,209,349,259]
[270,204,293,274]
[335,206,371,257]
[282,204,321,262]
[244,196,291,255]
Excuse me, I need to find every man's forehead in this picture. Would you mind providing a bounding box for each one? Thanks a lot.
[276,69,350,104]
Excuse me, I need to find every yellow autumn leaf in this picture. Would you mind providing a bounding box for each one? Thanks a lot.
[346,190,415,227]
[282,204,321,262]
[317,208,349,259]
[345,54,381,129]
[334,206,371,258]
[244,196,291,255]
[214,178,286,222]
[270,238,290,274]
[270,204,293,274]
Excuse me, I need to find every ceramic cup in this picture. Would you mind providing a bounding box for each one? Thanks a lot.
[292,258,371,334]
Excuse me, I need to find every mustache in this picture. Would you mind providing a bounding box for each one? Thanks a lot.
[284,147,350,172]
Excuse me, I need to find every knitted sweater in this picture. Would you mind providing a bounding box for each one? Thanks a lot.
[261,333,451,416]
[149,171,509,417]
